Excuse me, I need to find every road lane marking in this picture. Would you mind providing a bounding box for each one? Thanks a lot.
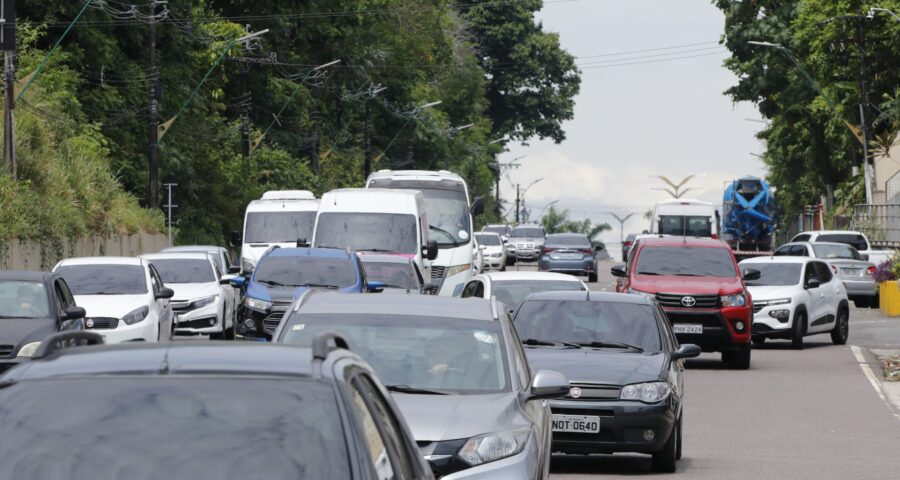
[851,345,900,421]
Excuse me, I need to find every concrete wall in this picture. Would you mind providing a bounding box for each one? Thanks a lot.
[0,234,169,272]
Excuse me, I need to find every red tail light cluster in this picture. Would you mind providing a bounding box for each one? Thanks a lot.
[542,247,556,255]
[867,266,877,275]
[579,248,593,255]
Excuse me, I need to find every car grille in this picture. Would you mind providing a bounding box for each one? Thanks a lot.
[665,312,723,329]
[86,317,120,330]
[753,303,765,314]
[171,300,191,315]
[656,293,719,309]
[516,242,535,250]
[567,382,621,400]
[263,311,286,335]
[0,345,13,357]
[430,265,446,281]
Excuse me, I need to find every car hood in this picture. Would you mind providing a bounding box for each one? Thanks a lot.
[523,347,666,386]
[168,283,220,302]
[509,237,543,244]
[631,275,743,295]
[746,285,799,301]
[73,295,149,318]
[247,283,358,303]
[481,246,504,254]
[0,318,58,351]
[391,393,529,442]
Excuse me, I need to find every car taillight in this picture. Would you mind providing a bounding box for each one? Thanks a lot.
[867,266,877,275]
[711,234,718,239]
[542,247,556,255]
[579,248,593,255]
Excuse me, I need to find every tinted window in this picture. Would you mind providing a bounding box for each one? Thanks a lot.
[492,280,586,308]
[658,215,712,237]
[816,234,868,251]
[0,280,51,318]
[255,256,357,288]
[315,213,418,254]
[511,227,544,238]
[244,211,317,244]
[56,265,148,295]
[475,234,502,246]
[635,247,737,277]
[545,234,590,247]
[792,234,811,242]
[812,244,864,261]
[814,262,834,283]
[0,378,350,479]
[741,263,802,286]
[482,225,509,236]
[148,259,216,284]
[362,262,418,290]
[282,315,510,394]
[515,300,662,351]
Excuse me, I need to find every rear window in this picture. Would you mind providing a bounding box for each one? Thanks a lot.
[812,244,864,261]
[0,377,350,479]
[635,246,737,278]
[658,216,712,237]
[816,234,868,252]
[148,259,216,284]
[545,235,590,247]
[56,265,148,295]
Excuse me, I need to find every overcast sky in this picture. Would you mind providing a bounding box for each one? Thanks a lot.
[499,0,767,256]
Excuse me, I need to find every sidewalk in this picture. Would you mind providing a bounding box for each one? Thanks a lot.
[850,305,900,418]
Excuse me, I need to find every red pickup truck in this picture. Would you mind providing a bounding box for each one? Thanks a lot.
[613,236,759,369]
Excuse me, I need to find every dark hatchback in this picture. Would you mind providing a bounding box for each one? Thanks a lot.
[0,337,433,480]
[539,233,598,282]
[512,291,700,473]
[0,271,86,373]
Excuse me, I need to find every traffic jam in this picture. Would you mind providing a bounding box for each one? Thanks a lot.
[0,170,880,478]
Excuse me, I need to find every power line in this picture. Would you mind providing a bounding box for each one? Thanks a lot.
[575,41,719,59]
[577,45,726,67]
[580,50,729,69]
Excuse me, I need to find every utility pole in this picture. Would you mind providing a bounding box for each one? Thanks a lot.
[163,181,177,246]
[147,0,161,208]
[856,18,873,204]
[364,100,372,178]
[3,0,17,178]
[405,122,415,169]
[515,184,521,224]
[240,24,251,160]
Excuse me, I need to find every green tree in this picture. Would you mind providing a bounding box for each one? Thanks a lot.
[540,206,611,241]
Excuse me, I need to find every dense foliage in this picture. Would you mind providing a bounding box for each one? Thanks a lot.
[1,0,580,244]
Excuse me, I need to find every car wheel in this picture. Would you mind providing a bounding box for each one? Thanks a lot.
[589,272,598,283]
[729,344,751,370]
[651,418,678,473]
[791,311,806,350]
[752,335,766,346]
[675,415,683,460]
[830,307,849,345]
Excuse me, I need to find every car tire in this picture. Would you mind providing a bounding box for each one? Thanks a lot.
[791,311,806,350]
[589,272,598,283]
[830,306,849,345]
[728,344,751,370]
[651,418,678,473]
[752,335,766,346]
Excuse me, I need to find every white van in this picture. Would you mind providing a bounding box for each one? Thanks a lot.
[650,199,719,238]
[237,190,319,273]
[366,170,482,296]
[312,188,437,280]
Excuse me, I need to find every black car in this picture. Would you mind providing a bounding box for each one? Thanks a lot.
[0,271,86,373]
[512,291,700,473]
[538,233,598,282]
[0,333,434,480]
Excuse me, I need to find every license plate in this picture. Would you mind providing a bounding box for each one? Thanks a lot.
[672,324,703,334]
[842,268,862,276]
[554,253,581,260]
[552,414,600,433]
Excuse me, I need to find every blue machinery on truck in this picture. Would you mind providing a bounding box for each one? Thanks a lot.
[722,177,777,256]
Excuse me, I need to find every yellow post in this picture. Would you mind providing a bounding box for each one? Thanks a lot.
[879,281,900,317]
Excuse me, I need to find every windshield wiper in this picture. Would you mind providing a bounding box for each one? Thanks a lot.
[522,338,581,349]
[386,385,449,395]
[576,341,644,352]
[636,271,661,276]
[301,283,340,289]
[258,280,288,287]
[429,224,456,241]
[672,273,703,277]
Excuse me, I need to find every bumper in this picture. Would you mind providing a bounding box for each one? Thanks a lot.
[0,357,25,375]
[662,306,751,352]
[174,302,223,335]
[549,399,676,455]
[516,249,539,260]
[843,279,877,298]
[539,257,594,275]
[483,256,505,270]
[441,447,540,480]
[751,304,794,336]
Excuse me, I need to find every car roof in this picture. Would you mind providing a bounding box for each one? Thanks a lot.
[358,254,410,264]
[480,271,585,282]
[56,256,145,266]
[4,343,328,381]
[546,233,588,238]
[141,252,213,261]
[267,247,353,259]
[523,290,653,305]
[739,256,811,265]
[0,271,54,282]
[475,232,502,237]
[298,291,496,321]
[513,224,543,229]
[161,245,224,253]
[637,236,728,248]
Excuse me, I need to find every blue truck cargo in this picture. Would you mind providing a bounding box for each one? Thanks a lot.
[722,177,777,252]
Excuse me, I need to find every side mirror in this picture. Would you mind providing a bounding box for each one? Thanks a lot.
[227,266,241,275]
[229,276,247,288]
[156,287,175,300]
[470,196,485,217]
[230,231,243,247]
[672,344,702,360]
[63,306,86,320]
[220,274,238,285]
[367,281,385,293]
[611,264,627,278]
[422,240,439,261]
[863,254,870,261]
[806,278,821,289]
[742,268,761,281]
[523,369,570,402]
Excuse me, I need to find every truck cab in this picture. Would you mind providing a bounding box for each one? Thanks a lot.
[236,190,319,274]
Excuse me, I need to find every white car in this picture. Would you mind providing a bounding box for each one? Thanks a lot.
[774,242,878,308]
[459,271,588,311]
[739,256,849,349]
[53,257,175,343]
[142,253,237,339]
[475,232,507,271]
[790,230,894,266]
[473,238,485,274]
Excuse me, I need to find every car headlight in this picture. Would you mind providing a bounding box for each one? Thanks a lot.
[458,429,530,466]
[244,297,271,312]
[241,259,255,273]
[189,295,219,310]
[721,293,748,307]
[446,264,473,277]
[122,306,150,325]
[17,341,42,358]
[620,382,672,403]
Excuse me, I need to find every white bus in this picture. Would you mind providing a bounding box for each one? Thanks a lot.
[649,199,719,238]
[236,191,319,273]
[366,170,483,296]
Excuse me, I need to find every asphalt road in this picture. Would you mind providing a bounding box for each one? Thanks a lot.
[509,260,900,479]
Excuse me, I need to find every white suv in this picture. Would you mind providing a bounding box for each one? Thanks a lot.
[738,257,849,349]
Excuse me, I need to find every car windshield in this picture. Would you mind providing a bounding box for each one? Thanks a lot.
[475,234,502,246]
[362,261,418,290]
[315,213,418,254]
[635,247,737,277]
[742,263,802,286]
[515,300,662,351]
[255,256,357,288]
[658,215,712,237]
[148,259,216,284]
[816,234,868,251]
[545,235,590,248]
[56,265,148,295]
[0,377,350,480]
[492,280,586,309]
[482,226,508,236]
[244,211,317,244]
[0,280,51,318]
[282,315,510,394]
[417,188,472,247]
[813,244,864,261]
[511,227,544,238]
